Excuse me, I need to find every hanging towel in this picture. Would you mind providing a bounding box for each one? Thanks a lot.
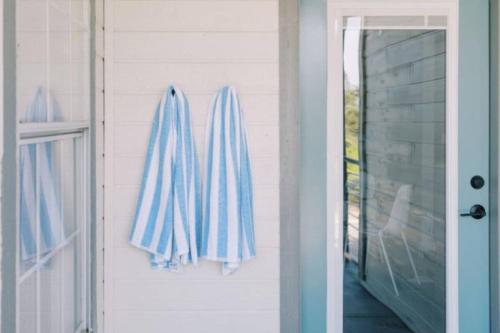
[20,88,65,268]
[202,86,255,275]
[129,85,201,271]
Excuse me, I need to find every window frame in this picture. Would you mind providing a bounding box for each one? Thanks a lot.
[8,0,96,328]
[16,122,91,333]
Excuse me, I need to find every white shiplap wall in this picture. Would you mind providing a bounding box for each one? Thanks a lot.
[104,1,280,332]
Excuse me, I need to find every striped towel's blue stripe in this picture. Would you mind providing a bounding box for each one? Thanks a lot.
[129,85,201,271]
[20,88,66,268]
[202,86,256,275]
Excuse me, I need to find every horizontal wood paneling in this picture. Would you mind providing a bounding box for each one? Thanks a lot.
[113,280,279,310]
[113,63,279,94]
[108,0,279,330]
[113,311,279,333]
[113,1,278,32]
[114,32,278,63]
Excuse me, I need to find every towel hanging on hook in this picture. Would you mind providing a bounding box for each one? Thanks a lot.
[201,86,256,275]
[129,85,201,271]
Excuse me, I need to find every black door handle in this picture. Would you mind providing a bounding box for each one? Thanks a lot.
[460,204,486,220]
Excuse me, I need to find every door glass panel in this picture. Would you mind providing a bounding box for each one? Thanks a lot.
[343,25,446,333]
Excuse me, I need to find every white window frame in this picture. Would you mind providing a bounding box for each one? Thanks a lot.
[13,0,94,327]
[16,121,91,333]
[326,2,459,333]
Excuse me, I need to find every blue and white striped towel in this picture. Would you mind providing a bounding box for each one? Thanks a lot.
[202,86,255,275]
[20,88,65,267]
[129,85,201,271]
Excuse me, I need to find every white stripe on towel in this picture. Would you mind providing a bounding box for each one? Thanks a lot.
[129,85,201,271]
[202,86,256,275]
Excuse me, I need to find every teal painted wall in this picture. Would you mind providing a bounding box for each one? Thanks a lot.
[299,0,327,331]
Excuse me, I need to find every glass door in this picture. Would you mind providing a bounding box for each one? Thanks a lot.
[329,3,490,333]
[342,21,448,333]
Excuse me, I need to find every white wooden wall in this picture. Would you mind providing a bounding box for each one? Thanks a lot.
[104,1,280,332]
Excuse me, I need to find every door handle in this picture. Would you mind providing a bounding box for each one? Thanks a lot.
[460,204,486,220]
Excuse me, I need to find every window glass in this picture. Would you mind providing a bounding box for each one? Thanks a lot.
[16,0,90,331]
[49,0,72,121]
[17,0,48,122]
[343,26,446,333]
[17,0,90,122]
[19,274,37,333]
[18,137,85,332]
[19,143,38,274]
[40,254,63,333]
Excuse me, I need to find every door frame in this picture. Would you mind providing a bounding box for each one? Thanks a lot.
[326,2,460,332]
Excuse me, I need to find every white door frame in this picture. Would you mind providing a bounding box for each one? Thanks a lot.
[326,2,459,332]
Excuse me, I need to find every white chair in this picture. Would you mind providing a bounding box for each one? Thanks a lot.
[376,184,421,296]
[344,183,423,296]
[344,184,421,296]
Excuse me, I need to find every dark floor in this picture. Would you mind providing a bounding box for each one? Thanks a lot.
[343,261,414,333]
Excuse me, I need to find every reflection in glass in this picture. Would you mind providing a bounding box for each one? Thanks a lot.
[19,90,66,273]
[19,134,82,332]
[62,236,82,331]
[19,274,37,333]
[16,0,90,329]
[40,253,63,333]
[19,143,38,273]
[17,0,90,122]
[343,27,446,333]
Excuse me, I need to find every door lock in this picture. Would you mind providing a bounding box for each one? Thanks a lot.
[470,175,485,189]
[460,204,486,220]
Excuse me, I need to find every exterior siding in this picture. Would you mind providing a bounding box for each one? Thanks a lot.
[105,1,280,332]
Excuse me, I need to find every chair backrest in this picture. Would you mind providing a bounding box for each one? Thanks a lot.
[383,184,413,234]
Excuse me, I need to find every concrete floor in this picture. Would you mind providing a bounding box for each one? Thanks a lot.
[343,261,414,333]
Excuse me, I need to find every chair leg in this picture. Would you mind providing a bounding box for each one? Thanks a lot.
[401,231,421,285]
[344,236,348,261]
[379,231,399,296]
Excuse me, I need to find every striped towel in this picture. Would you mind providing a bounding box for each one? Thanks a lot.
[20,88,65,267]
[202,86,256,275]
[129,85,201,271]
